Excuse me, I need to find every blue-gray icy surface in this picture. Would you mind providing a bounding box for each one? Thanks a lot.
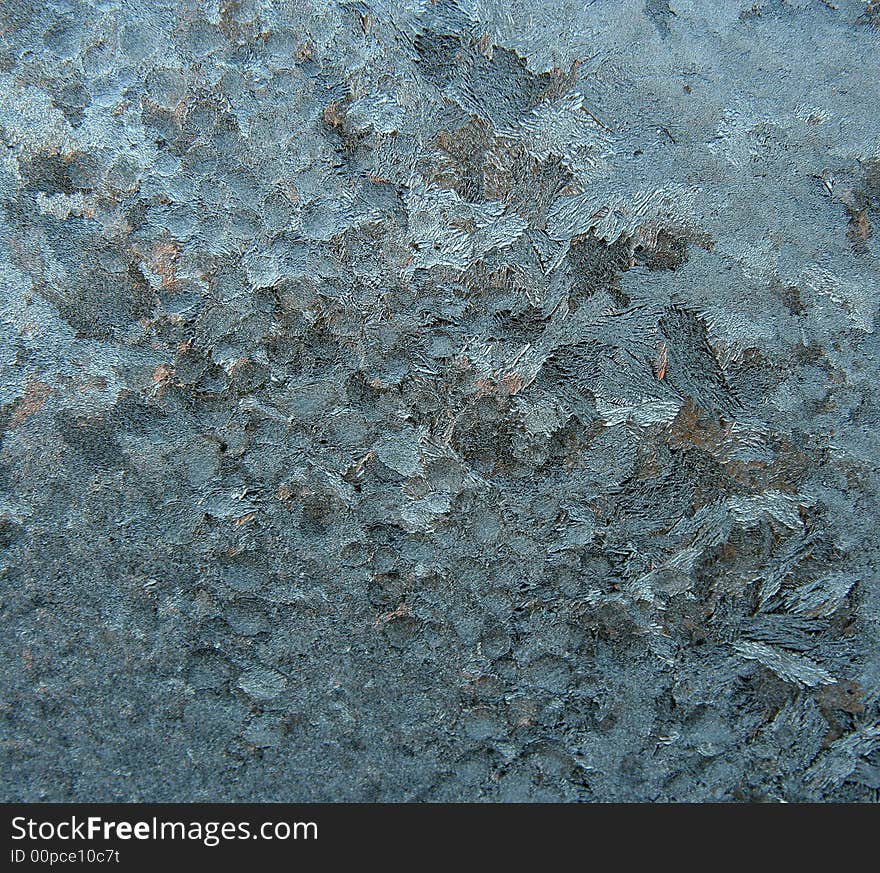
[1,0,880,801]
